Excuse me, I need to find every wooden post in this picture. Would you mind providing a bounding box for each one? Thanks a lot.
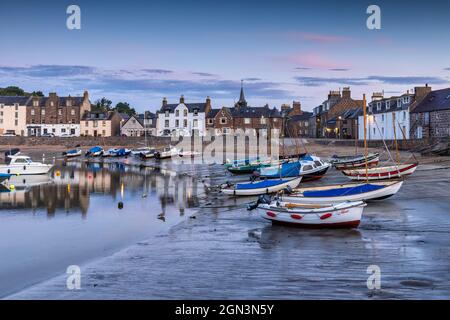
[363,94,368,182]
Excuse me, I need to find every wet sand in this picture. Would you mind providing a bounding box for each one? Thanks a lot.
[6,152,450,300]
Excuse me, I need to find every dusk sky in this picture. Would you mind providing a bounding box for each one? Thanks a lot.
[1,0,449,112]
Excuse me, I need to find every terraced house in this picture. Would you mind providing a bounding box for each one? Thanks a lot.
[120,112,157,136]
[0,96,29,136]
[26,91,91,136]
[81,111,122,137]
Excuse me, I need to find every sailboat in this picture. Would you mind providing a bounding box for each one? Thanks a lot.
[341,111,418,180]
[220,176,302,196]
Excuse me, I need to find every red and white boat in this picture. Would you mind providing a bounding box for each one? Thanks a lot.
[258,200,366,228]
[342,163,418,181]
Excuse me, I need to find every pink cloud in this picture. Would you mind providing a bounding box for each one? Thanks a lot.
[285,32,352,43]
[284,53,350,70]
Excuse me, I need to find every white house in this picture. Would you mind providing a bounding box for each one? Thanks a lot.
[156,95,211,137]
[358,92,413,140]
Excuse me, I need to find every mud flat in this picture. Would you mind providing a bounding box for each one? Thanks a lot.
[6,157,450,300]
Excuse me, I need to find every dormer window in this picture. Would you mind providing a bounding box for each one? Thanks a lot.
[165,110,169,117]
[386,101,390,109]
[41,109,45,115]
[403,96,410,104]
[376,102,381,111]
[220,117,227,124]
[33,100,39,107]
[193,109,198,116]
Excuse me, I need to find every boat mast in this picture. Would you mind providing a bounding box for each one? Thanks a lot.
[392,112,400,165]
[363,94,369,183]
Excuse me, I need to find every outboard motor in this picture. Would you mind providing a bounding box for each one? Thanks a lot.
[283,185,293,194]
[247,194,272,211]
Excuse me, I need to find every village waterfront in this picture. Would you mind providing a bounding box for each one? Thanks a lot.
[1,139,450,299]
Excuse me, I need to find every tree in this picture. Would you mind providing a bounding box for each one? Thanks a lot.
[92,97,112,112]
[115,102,136,116]
[0,86,26,96]
[31,91,44,97]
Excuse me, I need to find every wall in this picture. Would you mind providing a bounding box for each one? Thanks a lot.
[0,104,27,136]
[358,110,410,140]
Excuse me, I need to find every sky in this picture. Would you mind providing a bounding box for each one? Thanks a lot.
[0,0,449,112]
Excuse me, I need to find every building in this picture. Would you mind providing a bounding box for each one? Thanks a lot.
[81,111,122,137]
[0,96,29,136]
[410,87,450,139]
[26,91,91,136]
[359,85,432,140]
[156,95,211,137]
[206,107,234,135]
[280,100,313,137]
[121,112,157,136]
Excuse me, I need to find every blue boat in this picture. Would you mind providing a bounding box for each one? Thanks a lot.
[0,173,12,183]
[259,155,330,181]
[85,146,104,157]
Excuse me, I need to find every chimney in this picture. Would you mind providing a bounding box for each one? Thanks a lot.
[205,96,212,114]
[49,92,57,99]
[342,87,351,99]
[162,97,167,107]
[414,85,432,102]
[83,90,89,101]
[292,101,302,115]
[180,95,185,104]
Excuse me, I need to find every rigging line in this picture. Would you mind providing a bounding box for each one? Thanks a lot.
[372,116,399,174]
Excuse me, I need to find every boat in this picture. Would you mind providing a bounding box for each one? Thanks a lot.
[63,148,82,158]
[280,180,403,204]
[258,155,330,181]
[111,148,131,157]
[0,173,12,183]
[154,146,179,160]
[257,199,366,228]
[220,176,302,196]
[224,157,260,167]
[178,150,201,158]
[85,146,104,157]
[139,148,157,160]
[342,163,418,181]
[331,153,379,170]
[0,155,54,175]
[131,147,153,156]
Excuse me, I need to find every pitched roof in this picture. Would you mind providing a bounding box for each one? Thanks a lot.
[159,102,208,113]
[206,109,221,118]
[26,96,84,107]
[231,106,281,118]
[288,112,313,121]
[411,88,450,113]
[0,96,31,105]
[82,111,116,120]
[368,94,412,115]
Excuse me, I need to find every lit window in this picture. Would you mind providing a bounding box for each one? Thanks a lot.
[244,118,250,124]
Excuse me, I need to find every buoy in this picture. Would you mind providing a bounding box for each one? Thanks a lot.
[320,213,332,220]
[118,202,123,209]
[55,170,61,177]
[266,211,277,218]
[9,184,15,190]
[290,214,303,220]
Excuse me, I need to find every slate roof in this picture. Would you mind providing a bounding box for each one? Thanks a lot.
[411,88,450,113]
[137,112,157,128]
[159,103,208,113]
[367,94,413,115]
[26,96,84,107]
[206,109,221,118]
[288,112,313,122]
[231,106,282,118]
[82,111,116,120]
[0,96,31,105]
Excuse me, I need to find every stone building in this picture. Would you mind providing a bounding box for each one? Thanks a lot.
[26,91,91,136]
[81,111,122,137]
[410,87,450,139]
[206,107,234,135]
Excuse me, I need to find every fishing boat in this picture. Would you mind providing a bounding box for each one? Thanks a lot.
[331,153,379,170]
[85,146,104,157]
[258,155,330,181]
[257,200,366,228]
[63,148,82,158]
[0,155,54,175]
[342,163,418,181]
[220,176,302,196]
[154,146,179,160]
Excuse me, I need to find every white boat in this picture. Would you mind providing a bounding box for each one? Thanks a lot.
[155,146,179,160]
[131,147,153,156]
[220,176,302,196]
[342,163,418,180]
[63,148,82,158]
[178,150,201,158]
[280,180,403,204]
[0,155,53,175]
[258,200,366,228]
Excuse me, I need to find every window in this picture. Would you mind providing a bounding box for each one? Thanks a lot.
[58,109,62,116]
[304,121,309,127]
[67,100,72,107]
[303,165,313,171]
[183,109,188,116]
[165,111,169,117]
[208,118,213,125]
[102,121,106,126]
[176,120,179,127]
[193,119,198,127]
[220,117,227,124]
[176,110,179,116]
[14,103,18,110]
[165,120,169,127]
[403,111,406,121]
[0,119,3,124]
[397,99,401,107]
[403,96,410,104]
[71,109,75,116]
[61,128,66,133]
[386,101,390,109]
[31,109,35,116]
[184,119,187,127]
[85,130,88,135]
[102,130,106,136]
[382,127,384,135]
[0,104,3,108]
[382,114,384,121]
[244,118,250,124]
[373,128,376,135]
[71,129,76,135]
[50,101,54,107]
[15,112,18,118]
[41,109,45,115]
[85,121,89,126]
[377,102,381,111]
[33,100,39,107]
[193,109,198,116]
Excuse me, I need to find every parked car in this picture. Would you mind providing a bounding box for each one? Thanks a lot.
[0,133,16,137]
[41,133,55,137]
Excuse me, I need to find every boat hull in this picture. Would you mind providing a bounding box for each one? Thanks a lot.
[342,163,418,180]
[0,164,53,175]
[258,201,365,228]
[301,164,330,182]
[333,153,380,170]
[221,177,302,196]
[281,181,403,204]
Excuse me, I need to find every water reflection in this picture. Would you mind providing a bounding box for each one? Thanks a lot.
[0,161,204,218]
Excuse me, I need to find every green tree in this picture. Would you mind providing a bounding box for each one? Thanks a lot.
[0,86,26,96]
[31,91,44,97]
[92,97,113,112]
[115,102,136,116]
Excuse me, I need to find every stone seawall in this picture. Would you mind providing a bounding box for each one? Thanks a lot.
[0,136,172,148]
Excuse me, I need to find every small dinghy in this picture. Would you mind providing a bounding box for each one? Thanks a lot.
[154,146,179,160]
[63,148,82,158]
[131,147,152,156]
[85,146,104,157]
[342,163,418,181]
[331,153,379,170]
[220,176,302,196]
[257,199,366,228]
[280,180,403,204]
[224,157,260,167]
[139,148,156,160]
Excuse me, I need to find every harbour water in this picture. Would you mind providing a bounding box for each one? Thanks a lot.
[2,156,450,299]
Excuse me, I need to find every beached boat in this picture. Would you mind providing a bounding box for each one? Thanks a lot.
[178,150,201,158]
[224,157,260,167]
[131,147,153,156]
[279,180,403,204]
[0,155,53,175]
[258,155,330,181]
[63,148,82,158]
[139,148,157,160]
[220,176,302,196]
[331,153,379,170]
[154,146,179,160]
[257,200,366,228]
[85,146,104,157]
[342,163,418,181]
